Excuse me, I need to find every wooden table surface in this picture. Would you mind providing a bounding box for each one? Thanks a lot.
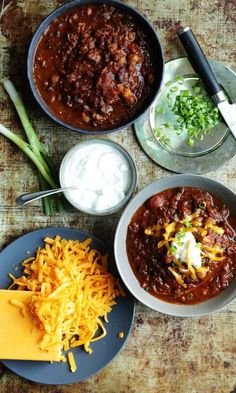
[0,1,235,392]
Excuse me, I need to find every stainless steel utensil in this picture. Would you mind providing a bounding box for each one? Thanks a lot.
[16,186,80,205]
[178,27,236,139]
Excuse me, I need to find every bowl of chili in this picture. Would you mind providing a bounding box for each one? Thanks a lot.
[114,174,236,316]
[27,0,164,134]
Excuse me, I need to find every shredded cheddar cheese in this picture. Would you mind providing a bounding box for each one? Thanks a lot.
[197,228,208,237]
[9,236,123,371]
[163,222,176,240]
[204,223,224,235]
[145,209,226,288]
[68,352,77,373]
[186,240,197,280]
[168,267,187,288]
[9,298,28,317]
[144,224,162,236]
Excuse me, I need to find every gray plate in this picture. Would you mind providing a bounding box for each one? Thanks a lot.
[0,228,135,385]
[134,57,236,174]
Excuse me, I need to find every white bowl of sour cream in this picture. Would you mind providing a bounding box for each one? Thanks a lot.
[59,140,137,215]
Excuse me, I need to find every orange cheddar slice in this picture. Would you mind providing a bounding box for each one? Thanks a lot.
[0,290,62,361]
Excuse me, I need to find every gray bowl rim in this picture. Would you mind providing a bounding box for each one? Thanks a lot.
[27,0,164,134]
[59,139,137,215]
[114,174,236,317]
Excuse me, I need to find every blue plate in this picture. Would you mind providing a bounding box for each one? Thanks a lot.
[0,227,135,385]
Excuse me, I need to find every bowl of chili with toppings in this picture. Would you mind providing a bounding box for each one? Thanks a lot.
[114,175,236,316]
[27,0,164,133]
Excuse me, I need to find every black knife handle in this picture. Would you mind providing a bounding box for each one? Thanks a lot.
[178,27,221,97]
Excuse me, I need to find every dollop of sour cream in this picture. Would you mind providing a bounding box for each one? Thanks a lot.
[172,231,202,268]
[60,142,131,212]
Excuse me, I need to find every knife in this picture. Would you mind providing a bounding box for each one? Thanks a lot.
[178,27,236,140]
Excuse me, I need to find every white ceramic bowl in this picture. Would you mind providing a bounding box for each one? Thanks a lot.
[114,174,236,316]
[59,140,137,216]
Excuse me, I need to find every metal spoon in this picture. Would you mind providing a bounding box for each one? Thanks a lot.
[16,186,79,205]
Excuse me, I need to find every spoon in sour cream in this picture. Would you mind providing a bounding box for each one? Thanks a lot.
[16,186,80,205]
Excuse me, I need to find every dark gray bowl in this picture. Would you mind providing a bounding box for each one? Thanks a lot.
[27,0,164,134]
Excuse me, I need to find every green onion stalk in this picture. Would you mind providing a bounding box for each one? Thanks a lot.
[38,173,54,216]
[1,80,65,215]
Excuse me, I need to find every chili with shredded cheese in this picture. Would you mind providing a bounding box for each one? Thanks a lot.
[126,187,236,304]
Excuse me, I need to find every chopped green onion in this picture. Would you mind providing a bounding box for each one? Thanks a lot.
[193,86,201,94]
[199,201,206,209]
[176,231,186,240]
[176,77,184,85]
[170,86,179,92]
[170,245,177,254]
[176,130,183,136]
[155,106,165,114]
[174,125,180,130]
[170,83,221,145]
[183,220,192,228]
[159,135,170,144]
[163,121,171,128]
[188,138,194,146]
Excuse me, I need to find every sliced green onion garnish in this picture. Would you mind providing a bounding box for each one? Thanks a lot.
[199,201,206,209]
[183,220,192,228]
[176,231,186,240]
[170,245,177,254]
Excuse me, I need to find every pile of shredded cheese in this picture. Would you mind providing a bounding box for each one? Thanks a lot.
[145,209,226,288]
[9,236,124,372]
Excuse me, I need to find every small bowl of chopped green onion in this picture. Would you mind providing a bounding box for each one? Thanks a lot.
[150,73,229,156]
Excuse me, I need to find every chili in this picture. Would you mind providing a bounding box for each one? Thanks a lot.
[33,4,156,130]
[126,187,236,304]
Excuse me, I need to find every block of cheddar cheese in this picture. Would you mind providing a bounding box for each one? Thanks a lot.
[0,289,62,361]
